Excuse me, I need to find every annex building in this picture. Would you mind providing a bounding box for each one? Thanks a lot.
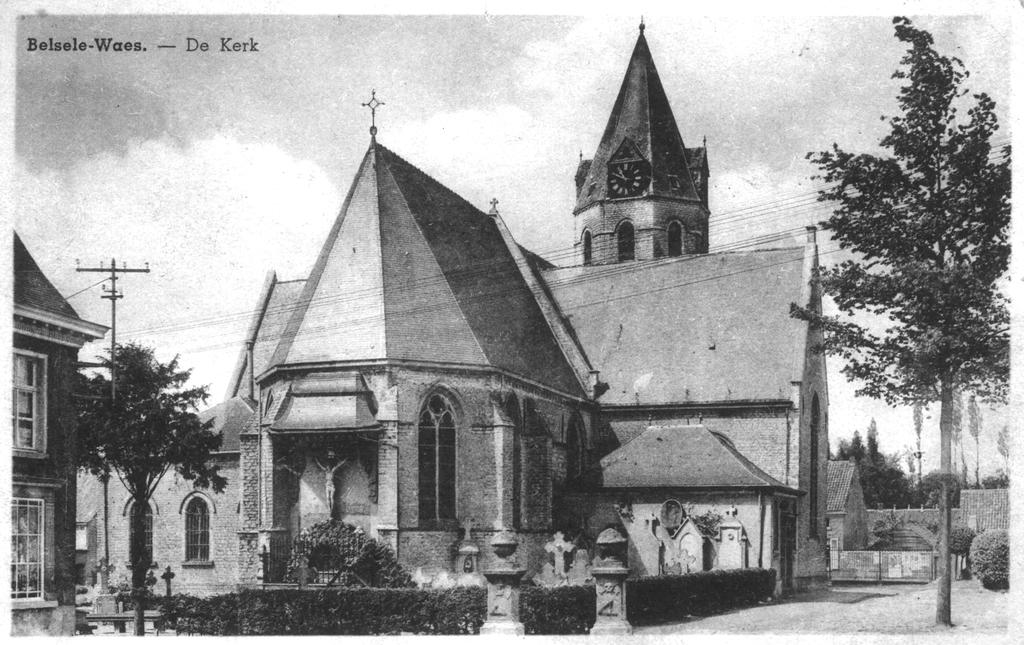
[79,24,829,596]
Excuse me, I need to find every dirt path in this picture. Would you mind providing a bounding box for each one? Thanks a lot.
[634,580,1007,634]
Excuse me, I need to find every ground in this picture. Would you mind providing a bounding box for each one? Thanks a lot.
[636,579,1007,634]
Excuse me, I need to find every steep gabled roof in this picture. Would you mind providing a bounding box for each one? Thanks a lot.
[266,142,584,397]
[597,425,796,490]
[574,27,701,213]
[14,232,82,319]
[827,460,857,513]
[542,247,810,405]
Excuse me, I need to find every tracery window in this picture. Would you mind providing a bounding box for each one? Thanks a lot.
[418,393,456,522]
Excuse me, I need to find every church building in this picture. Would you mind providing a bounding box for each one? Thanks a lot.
[81,23,829,595]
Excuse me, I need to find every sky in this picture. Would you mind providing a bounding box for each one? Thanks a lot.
[8,6,1015,481]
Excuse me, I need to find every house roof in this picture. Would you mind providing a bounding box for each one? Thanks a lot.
[574,28,702,213]
[960,488,1009,531]
[827,460,857,513]
[596,424,796,491]
[14,232,82,320]
[266,142,584,397]
[198,396,254,453]
[542,247,810,405]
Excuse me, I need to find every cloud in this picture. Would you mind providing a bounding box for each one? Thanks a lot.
[15,134,340,399]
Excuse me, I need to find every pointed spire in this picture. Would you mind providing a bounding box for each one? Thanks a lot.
[572,23,702,213]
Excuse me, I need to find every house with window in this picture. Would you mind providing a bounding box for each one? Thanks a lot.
[12,233,106,635]
[825,460,869,567]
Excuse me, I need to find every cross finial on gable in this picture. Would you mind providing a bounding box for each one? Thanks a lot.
[362,89,385,139]
[639,16,645,34]
[488,198,500,216]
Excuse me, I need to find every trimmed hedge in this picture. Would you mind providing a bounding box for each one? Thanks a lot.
[162,587,484,635]
[630,568,776,625]
[970,529,1009,590]
[161,567,776,635]
[521,585,595,634]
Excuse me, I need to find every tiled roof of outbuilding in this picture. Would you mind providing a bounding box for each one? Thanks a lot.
[542,247,809,405]
[960,488,1009,531]
[827,460,857,513]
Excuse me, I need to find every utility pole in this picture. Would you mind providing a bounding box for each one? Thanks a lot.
[75,258,150,580]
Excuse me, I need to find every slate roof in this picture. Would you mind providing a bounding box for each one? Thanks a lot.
[597,425,796,490]
[960,489,1009,531]
[827,460,857,513]
[198,396,254,453]
[268,142,584,397]
[14,232,82,319]
[542,247,809,405]
[574,28,702,213]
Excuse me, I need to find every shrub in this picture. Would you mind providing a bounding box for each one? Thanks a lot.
[161,587,484,635]
[521,585,594,634]
[630,568,776,625]
[286,520,412,588]
[949,525,976,556]
[970,530,1009,590]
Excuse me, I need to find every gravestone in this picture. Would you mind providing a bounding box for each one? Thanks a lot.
[716,506,749,569]
[480,531,526,635]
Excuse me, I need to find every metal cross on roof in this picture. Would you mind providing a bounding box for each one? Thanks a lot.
[362,89,385,137]
[488,198,499,215]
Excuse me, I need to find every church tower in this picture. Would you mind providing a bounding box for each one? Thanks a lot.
[574,23,710,265]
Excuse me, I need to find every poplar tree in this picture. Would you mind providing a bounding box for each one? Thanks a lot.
[796,17,1010,626]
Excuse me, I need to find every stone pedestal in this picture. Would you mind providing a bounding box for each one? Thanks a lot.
[480,530,526,635]
[480,565,527,635]
[590,527,632,635]
[591,564,631,635]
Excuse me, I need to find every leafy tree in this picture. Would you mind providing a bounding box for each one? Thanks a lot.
[967,395,981,487]
[981,470,1009,489]
[837,419,913,508]
[797,17,1010,625]
[917,470,961,508]
[78,343,226,635]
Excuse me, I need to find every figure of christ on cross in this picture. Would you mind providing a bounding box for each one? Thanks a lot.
[313,450,350,515]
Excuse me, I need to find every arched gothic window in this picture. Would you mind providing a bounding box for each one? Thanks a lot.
[667,221,683,257]
[129,502,153,568]
[185,497,210,561]
[418,393,457,522]
[583,230,593,265]
[566,415,585,483]
[617,221,635,262]
[809,393,821,537]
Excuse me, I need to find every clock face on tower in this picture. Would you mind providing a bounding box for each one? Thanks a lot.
[607,160,650,197]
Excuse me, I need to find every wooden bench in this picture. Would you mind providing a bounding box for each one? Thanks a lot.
[86,610,163,634]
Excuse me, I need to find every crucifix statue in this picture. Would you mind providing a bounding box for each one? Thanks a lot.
[313,450,349,515]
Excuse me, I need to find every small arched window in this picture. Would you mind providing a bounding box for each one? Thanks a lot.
[583,230,593,265]
[667,221,683,257]
[617,221,635,262]
[129,502,153,568]
[418,393,457,522]
[185,498,211,561]
[566,415,585,483]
